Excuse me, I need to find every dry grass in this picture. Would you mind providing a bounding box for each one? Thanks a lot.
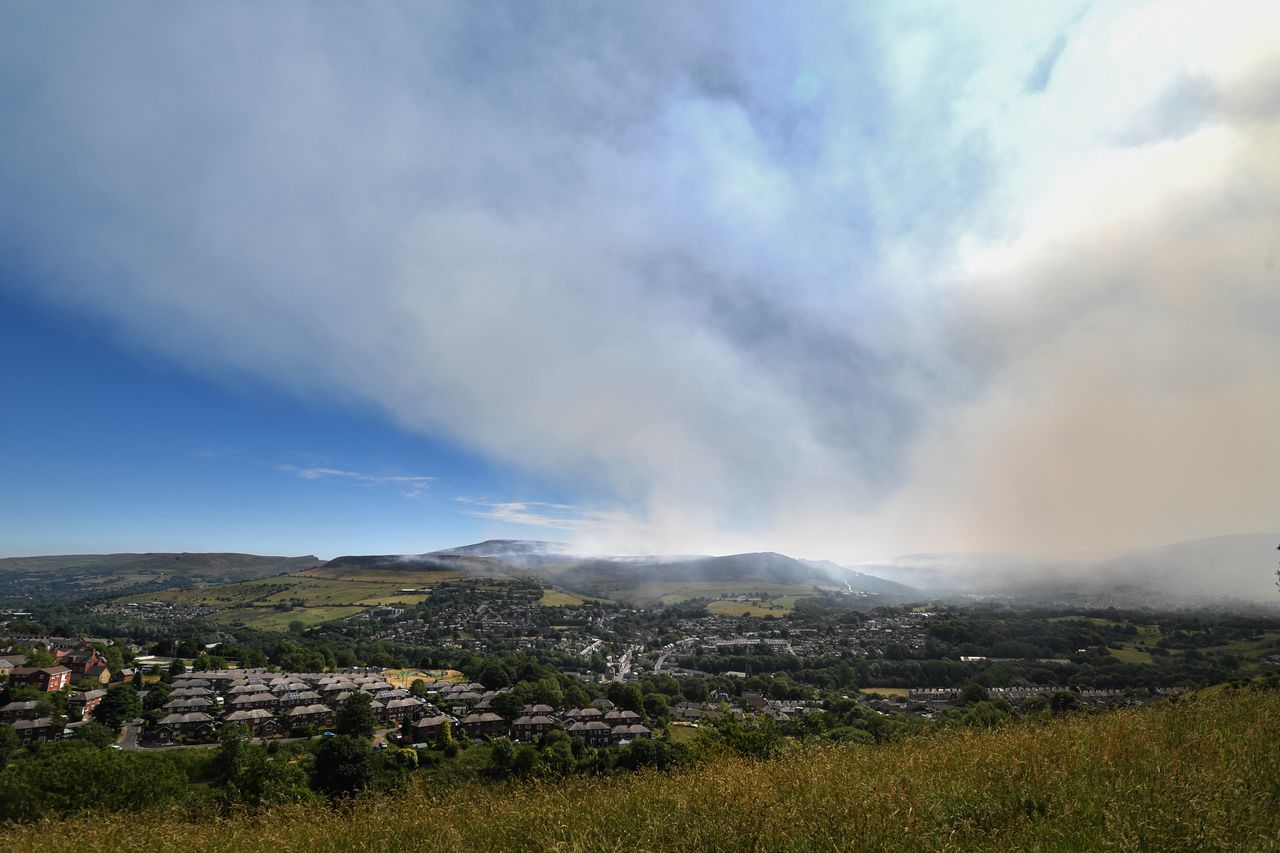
[5,690,1278,852]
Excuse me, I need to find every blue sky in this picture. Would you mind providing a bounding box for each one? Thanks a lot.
[2,2,1278,561]
[0,283,562,557]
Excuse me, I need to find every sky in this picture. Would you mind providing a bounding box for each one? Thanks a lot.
[1,1,1278,562]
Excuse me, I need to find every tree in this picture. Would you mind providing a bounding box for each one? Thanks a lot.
[0,725,19,769]
[100,644,125,674]
[168,659,187,678]
[607,682,644,713]
[959,683,989,705]
[478,663,512,690]
[94,684,142,731]
[491,692,523,720]
[490,738,515,773]
[335,692,377,739]
[1049,691,1081,715]
[143,682,172,712]
[213,723,312,810]
[435,718,453,749]
[643,693,669,723]
[312,735,375,799]
[74,721,116,749]
[409,678,429,697]
[511,744,540,779]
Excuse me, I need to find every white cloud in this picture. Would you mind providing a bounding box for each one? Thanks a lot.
[280,465,433,499]
[2,2,1278,562]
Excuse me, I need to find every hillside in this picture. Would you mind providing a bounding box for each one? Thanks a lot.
[2,689,1276,851]
[0,552,318,601]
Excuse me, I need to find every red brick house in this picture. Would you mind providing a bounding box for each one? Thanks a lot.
[66,689,108,720]
[59,649,107,676]
[9,666,71,692]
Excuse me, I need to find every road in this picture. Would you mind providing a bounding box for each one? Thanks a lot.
[654,637,698,672]
[613,644,641,681]
[117,721,141,750]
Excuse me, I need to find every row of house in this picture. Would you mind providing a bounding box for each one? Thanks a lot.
[407,701,654,747]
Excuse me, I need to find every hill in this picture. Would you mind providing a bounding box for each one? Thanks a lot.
[307,543,921,609]
[0,552,318,601]
[2,689,1276,851]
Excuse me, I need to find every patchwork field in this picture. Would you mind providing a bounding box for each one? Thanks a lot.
[121,567,476,630]
[539,589,593,607]
[601,581,821,608]
[707,599,793,617]
[1108,646,1155,664]
[210,605,365,632]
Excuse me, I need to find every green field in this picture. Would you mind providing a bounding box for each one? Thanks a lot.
[598,581,820,608]
[707,599,792,617]
[861,686,911,698]
[211,605,364,631]
[122,567,471,630]
[1108,646,1155,664]
[5,689,1278,851]
[539,589,613,607]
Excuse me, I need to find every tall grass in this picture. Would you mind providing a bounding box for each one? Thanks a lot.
[6,689,1279,852]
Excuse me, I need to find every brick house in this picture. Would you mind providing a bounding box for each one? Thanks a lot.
[59,649,107,676]
[611,723,652,745]
[78,664,113,686]
[567,720,612,748]
[382,697,425,723]
[9,666,71,692]
[410,715,453,742]
[284,704,332,729]
[154,712,217,743]
[0,700,47,723]
[460,711,506,739]
[11,717,58,746]
[67,689,108,720]
[512,715,557,741]
[226,692,277,712]
[222,708,281,738]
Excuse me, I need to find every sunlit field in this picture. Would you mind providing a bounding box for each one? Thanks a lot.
[5,689,1277,852]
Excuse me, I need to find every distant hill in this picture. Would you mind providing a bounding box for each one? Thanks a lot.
[0,552,318,601]
[309,541,921,607]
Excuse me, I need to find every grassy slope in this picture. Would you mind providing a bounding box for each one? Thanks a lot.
[6,690,1279,852]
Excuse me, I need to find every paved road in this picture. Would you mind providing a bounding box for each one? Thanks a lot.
[117,722,140,750]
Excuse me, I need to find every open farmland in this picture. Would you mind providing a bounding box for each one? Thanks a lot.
[117,567,474,630]
[706,599,793,617]
[600,581,822,608]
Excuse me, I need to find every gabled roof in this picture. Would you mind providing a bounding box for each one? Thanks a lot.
[158,712,214,725]
[11,717,55,730]
[0,700,45,712]
[224,708,274,721]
